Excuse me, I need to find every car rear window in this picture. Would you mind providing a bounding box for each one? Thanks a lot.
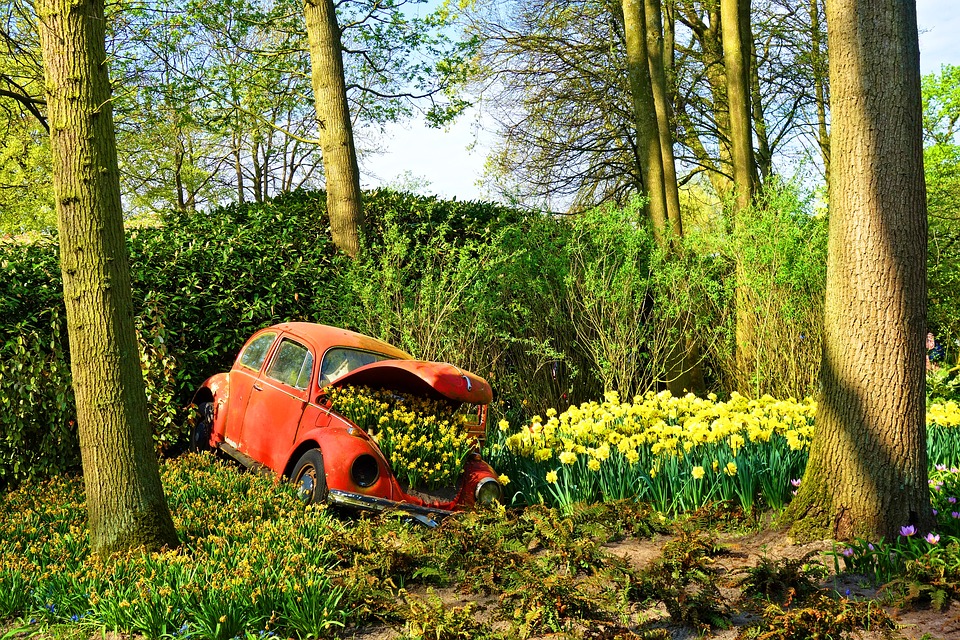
[319,348,394,386]
[238,332,276,371]
[265,339,314,390]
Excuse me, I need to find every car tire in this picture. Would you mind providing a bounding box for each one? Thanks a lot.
[291,448,329,504]
[190,402,214,452]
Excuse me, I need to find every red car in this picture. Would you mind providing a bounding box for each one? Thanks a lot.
[191,322,502,524]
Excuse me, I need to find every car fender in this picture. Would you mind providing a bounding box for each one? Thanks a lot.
[194,372,231,443]
[454,455,500,507]
[285,424,404,501]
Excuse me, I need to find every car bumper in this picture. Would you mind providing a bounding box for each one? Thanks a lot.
[327,489,454,527]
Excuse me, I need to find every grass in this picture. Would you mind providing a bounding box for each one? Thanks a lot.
[3,453,960,639]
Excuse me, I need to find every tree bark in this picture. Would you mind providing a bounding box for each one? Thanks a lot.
[304,0,364,258]
[720,0,760,393]
[645,0,683,237]
[784,0,930,541]
[673,1,734,198]
[721,0,754,210]
[621,0,670,243]
[809,0,831,190]
[36,0,178,555]
[643,0,704,394]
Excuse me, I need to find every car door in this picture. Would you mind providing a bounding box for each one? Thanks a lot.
[237,336,315,472]
[223,331,278,447]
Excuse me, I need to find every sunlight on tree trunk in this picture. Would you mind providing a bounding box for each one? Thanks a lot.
[783,0,931,542]
[621,0,670,242]
[36,0,178,555]
[645,0,683,237]
[304,0,364,258]
[721,0,760,394]
[622,0,701,394]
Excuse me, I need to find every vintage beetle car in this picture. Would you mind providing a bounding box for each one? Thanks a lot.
[191,322,502,524]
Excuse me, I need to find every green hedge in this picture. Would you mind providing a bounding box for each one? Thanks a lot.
[1,185,838,488]
[0,189,544,487]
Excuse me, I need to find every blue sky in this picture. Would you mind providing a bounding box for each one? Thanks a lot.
[363,0,960,201]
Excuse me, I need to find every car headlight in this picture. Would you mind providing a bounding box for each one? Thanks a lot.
[475,477,502,505]
[351,454,380,488]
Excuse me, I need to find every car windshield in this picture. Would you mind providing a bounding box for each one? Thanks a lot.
[319,348,394,386]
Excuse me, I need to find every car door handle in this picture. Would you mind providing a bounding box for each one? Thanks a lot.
[253,384,263,391]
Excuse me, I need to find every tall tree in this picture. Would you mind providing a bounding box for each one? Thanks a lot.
[644,0,683,235]
[304,0,364,257]
[808,0,830,188]
[621,0,671,240]
[721,0,754,210]
[783,0,930,540]
[36,0,179,554]
[720,0,760,391]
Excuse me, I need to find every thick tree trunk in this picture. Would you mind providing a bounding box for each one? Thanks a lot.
[37,0,178,555]
[784,0,930,542]
[304,0,364,258]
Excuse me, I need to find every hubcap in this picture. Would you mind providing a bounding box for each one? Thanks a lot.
[297,466,316,501]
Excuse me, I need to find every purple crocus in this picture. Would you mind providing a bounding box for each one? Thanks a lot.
[925,533,941,545]
[899,525,916,537]
[840,546,854,557]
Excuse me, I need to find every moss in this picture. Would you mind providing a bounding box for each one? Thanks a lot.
[779,480,833,543]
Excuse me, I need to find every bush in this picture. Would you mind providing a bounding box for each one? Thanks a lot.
[0,183,843,486]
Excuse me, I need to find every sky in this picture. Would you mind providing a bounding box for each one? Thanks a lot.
[361,0,960,203]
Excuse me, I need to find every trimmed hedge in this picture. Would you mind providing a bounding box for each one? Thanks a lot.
[0,189,543,487]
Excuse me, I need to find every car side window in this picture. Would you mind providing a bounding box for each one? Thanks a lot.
[238,333,276,371]
[318,348,392,386]
[265,339,314,390]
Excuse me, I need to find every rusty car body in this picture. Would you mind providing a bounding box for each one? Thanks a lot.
[192,322,502,523]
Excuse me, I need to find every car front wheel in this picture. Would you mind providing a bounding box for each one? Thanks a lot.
[190,402,214,451]
[291,448,329,504]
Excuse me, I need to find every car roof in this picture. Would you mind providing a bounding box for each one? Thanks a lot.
[270,322,413,360]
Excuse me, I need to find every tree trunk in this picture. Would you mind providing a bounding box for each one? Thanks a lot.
[645,0,683,237]
[809,0,831,190]
[720,0,759,393]
[304,0,364,258]
[749,33,771,182]
[621,0,670,243]
[36,0,178,555]
[721,0,754,210]
[673,2,734,199]
[643,0,704,394]
[783,0,930,541]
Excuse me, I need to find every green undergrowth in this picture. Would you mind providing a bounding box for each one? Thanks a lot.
[2,453,958,640]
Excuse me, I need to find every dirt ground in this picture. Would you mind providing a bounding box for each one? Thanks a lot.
[344,527,960,640]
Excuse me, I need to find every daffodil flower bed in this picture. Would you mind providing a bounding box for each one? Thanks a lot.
[0,454,349,638]
[490,391,960,514]
[327,385,477,490]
